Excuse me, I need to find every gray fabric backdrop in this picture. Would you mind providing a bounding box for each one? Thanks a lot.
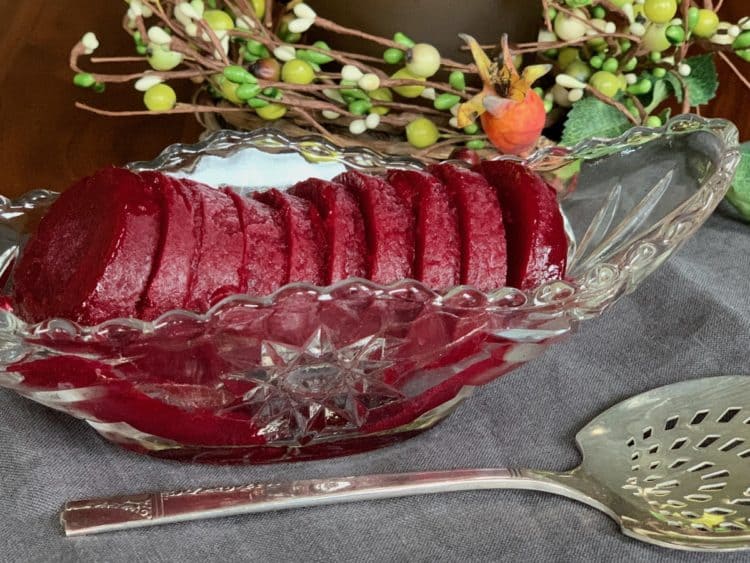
[1,211,748,563]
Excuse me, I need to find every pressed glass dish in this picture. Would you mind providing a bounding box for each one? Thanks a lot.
[0,115,740,464]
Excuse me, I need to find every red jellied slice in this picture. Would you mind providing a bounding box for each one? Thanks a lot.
[139,172,200,320]
[253,189,326,285]
[225,189,288,296]
[428,163,507,290]
[334,170,414,284]
[290,178,367,283]
[13,168,161,324]
[480,160,567,290]
[387,170,460,290]
[184,181,244,312]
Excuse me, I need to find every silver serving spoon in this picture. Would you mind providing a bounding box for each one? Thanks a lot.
[61,376,750,551]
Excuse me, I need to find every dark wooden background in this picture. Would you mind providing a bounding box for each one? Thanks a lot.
[1,1,748,198]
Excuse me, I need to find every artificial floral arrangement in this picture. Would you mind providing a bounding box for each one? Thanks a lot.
[70,0,749,218]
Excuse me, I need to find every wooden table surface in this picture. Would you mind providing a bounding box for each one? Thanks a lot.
[1,1,748,198]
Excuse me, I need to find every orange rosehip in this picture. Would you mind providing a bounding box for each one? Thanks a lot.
[457,34,550,156]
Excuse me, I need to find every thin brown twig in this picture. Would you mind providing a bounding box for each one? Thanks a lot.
[718,50,750,91]
[75,101,256,116]
[584,85,640,125]
[313,16,473,71]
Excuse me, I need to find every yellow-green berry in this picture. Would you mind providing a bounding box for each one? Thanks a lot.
[281,58,316,85]
[256,103,287,120]
[144,83,177,112]
[406,117,440,148]
[391,68,426,98]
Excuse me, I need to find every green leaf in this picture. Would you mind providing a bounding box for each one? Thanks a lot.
[663,71,683,103]
[561,96,632,147]
[644,78,669,114]
[683,54,719,107]
[726,142,750,221]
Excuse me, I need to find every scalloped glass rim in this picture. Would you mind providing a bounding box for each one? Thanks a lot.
[0,114,740,338]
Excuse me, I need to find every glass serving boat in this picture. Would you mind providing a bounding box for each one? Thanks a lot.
[0,116,740,464]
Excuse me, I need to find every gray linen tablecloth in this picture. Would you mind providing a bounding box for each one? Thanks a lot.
[1,210,749,563]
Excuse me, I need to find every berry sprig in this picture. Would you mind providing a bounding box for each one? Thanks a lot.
[70,0,750,163]
[70,0,487,159]
[515,0,750,138]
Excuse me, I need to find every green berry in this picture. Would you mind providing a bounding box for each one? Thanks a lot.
[144,83,177,112]
[383,48,405,64]
[340,88,369,102]
[348,99,372,115]
[602,57,620,73]
[391,68,426,98]
[650,51,662,62]
[406,43,442,78]
[247,98,269,109]
[643,0,677,24]
[646,115,663,127]
[394,32,415,48]
[602,57,619,73]
[449,71,466,91]
[299,42,334,65]
[463,123,479,135]
[434,93,462,111]
[623,57,638,72]
[236,83,261,100]
[736,49,750,63]
[223,65,256,84]
[92,82,106,93]
[627,79,652,95]
[406,117,440,148]
[547,7,558,21]
[620,39,632,52]
[262,87,283,99]
[665,25,686,44]
[589,55,604,69]
[255,102,287,120]
[247,40,266,57]
[653,67,667,78]
[281,59,316,85]
[203,9,234,31]
[590,70,621,97]
[592,6,606,19]
[466,139,486,150]
[73,72,96,88]
[692,9,719,38]
[136,45,148,55]
[732,31,750,50]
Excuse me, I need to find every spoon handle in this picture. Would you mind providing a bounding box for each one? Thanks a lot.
[62,468,583,536]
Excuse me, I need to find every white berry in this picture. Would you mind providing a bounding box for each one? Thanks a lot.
[406,43,441,78]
